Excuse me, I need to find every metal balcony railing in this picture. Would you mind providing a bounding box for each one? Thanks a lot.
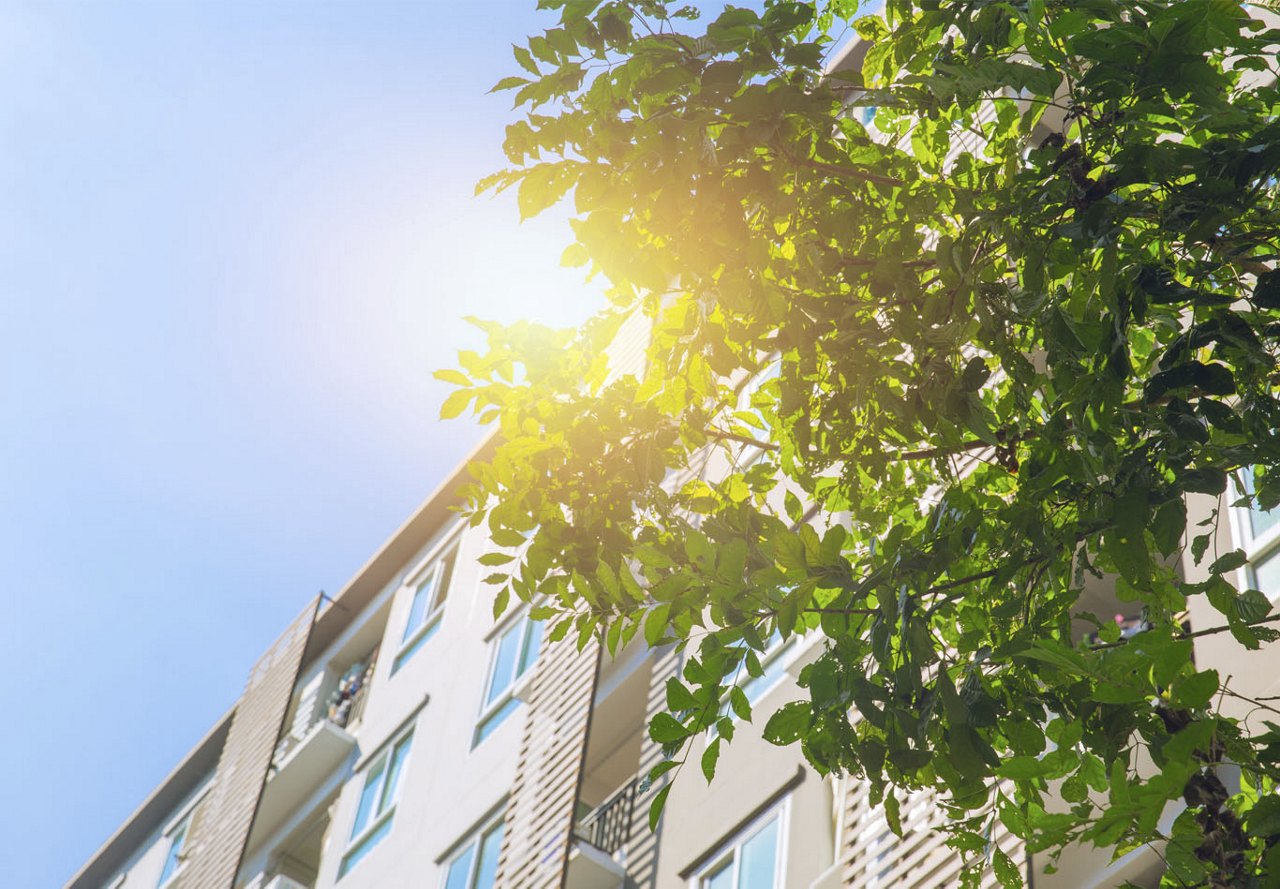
[574,779,638,855]
[271,650,377,771]
[1086,614,1150,647]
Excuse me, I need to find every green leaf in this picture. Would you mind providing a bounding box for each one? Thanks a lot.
[644,603,672,646]
[1209,549,1248,575]
[666,677,698,712]
[433,368,472,386]
[517,164,574,220]
[1102,525,1150,586]
[1253,269,1280,309]
[883,793,903,838]
[649,712,690,744]
[511,44,539,76]
[762,702,810,745]
[648,782,672,831]
[491,528,529,547]
[997,755,1051,781]
[701,737,721,783]
[492,586,510,620]
[992,848,1021,889]
[1248,795,1280,837]
[489,75,530,94]
[1236,588,1272,624]
[439,389,474,420]
[1170,669,1219,709]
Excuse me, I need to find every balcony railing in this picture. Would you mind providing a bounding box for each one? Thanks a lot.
[1085,614,1150,647]
[574,779,637,855]
[272,650,376,771]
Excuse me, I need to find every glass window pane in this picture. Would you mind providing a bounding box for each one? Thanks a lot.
[486,623,523,705]
[393,621,439,673]
[474,821,504,889]
[444,844,477,889]
[435,548,457,609]
[517,619,543,676]
[475,696,520,744]
[738,817,779,889]
[351,759,386,837]
[380,735,413,813]
[1254,547,1280,598]
[1251,506,1280,541]
[339,815,394,877]
[1241,471,1280,542]
[702,858,735,889]
[158,820,188,884]
[741,653,788,706]
[403,573,436,642]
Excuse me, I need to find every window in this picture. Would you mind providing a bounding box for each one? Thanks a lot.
[339,731,414,878]
[473,612,543,745]
[393,544,458,673]
[157,811,191,887]
[737,630,793,709]
[1237,469,1280,542]
[442,817,504,889]
[1232,470,1280,598]
[695,801,786,889]
[715,630,795,733]
[737,358,782,438]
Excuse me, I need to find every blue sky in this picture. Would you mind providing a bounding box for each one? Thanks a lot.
[0,3,606,885]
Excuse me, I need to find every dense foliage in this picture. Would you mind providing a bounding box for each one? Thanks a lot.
[441,1,1280,885]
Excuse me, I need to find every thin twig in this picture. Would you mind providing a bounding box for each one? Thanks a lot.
[1090,613,1280,651]
[706,428,779,451]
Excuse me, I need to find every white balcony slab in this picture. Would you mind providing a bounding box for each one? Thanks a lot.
[252,720,355,845]
[565,839,626,889]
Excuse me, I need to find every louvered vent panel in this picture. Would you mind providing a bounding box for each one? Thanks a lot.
[182,601,317,889]
[840,779,1024,888]
[494,633,600,888]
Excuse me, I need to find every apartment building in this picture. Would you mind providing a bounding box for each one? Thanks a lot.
[70,400,1260,889]
[65,18,1280,889]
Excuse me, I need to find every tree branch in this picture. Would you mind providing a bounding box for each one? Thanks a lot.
[799,564,1017,617]
[1090,613,1280,651]
[706,428,780,451]
[777,145,908,188]
[708,428,1037,463]
[839,256,936,270]
[895,430,1035,461]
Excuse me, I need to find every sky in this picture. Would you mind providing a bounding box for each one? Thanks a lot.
[0,3,608,885]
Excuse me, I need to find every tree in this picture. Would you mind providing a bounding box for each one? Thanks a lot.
[440,1,1280,885]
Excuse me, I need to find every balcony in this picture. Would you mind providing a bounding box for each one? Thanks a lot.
[250,653,375,845]
[567,780,636,889]
[260,875,310,889]
[575,779,637,855]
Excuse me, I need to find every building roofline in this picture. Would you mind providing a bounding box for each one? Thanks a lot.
[300,430,498,666]
[65,708,234,889]
[67,429,497,889]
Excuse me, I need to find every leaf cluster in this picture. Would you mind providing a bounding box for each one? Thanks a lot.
[443,1,1280,885]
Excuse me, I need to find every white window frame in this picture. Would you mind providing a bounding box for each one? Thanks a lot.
[440,812,505,889]
[154,779,212,889]
[392,533,462,673]
[156,809,192,888]
[339,727,414,878]
[472,610,543,747]
[691,796,789,889]
[1228,472,1280,600]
